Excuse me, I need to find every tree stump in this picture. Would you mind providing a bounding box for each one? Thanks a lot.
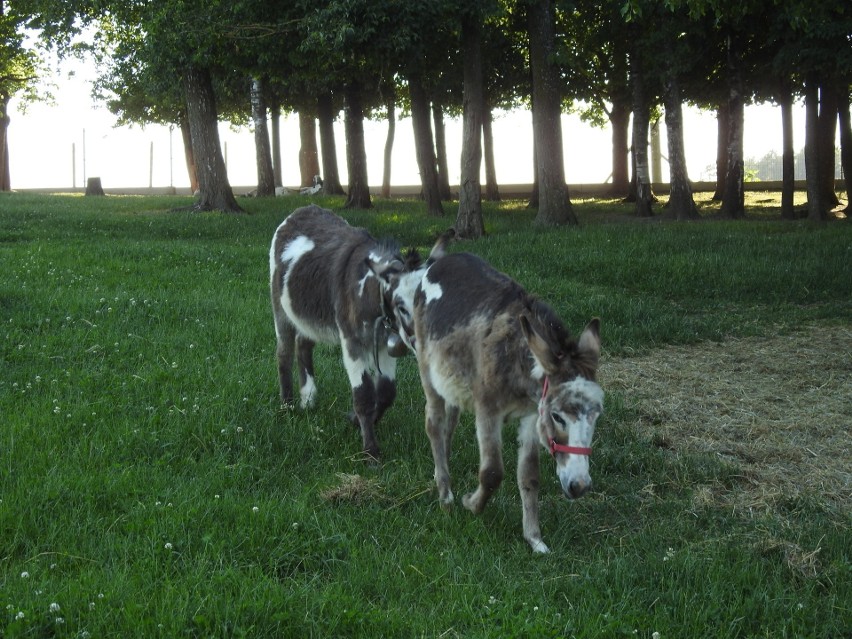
[85,177,105,196]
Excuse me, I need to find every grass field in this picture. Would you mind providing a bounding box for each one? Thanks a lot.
[1,191,850,637]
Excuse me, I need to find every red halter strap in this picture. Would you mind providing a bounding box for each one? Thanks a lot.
[539,376,593,457]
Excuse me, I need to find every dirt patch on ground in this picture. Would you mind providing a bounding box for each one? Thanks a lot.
[601,324,852,515]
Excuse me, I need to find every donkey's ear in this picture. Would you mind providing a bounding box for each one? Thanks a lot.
[577,318,601,358]
[366,254,404,286]
[427,228,455,263]
[519,312,562,374]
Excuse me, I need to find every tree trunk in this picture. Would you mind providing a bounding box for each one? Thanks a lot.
[179,113,199,194]
[817,82,839,208]
[317,93,345,195]
[528,126,539,208]
[343,82,372,210]
[182,66,242,213]
[456,12,485,237]
[663,72,698,220]
[85,177,104,196]
[838,88,852,214]
[298,111,320,188]
[0,95,10,191]
[528,0,576,226]
[804,76,826,221]
[779,81,796,220]
[409,75,444,216]
[483,101,501,201]
[432,101,452,201]
[382,94,395,199]
[712,103,729,200]
[270,105,283,188]
[629,37,653,217]
[650,119,662,184]
[608,99,630,197]
[250,77,275,197]
[719,35,744,219]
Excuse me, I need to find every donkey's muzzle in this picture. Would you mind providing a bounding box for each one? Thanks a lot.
[564,478,591,500]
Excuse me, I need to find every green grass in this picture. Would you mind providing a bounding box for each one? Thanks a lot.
[1,191,850,637]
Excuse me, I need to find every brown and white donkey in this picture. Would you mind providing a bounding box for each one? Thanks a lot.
[403,250,604,553]
[269,205,431,461]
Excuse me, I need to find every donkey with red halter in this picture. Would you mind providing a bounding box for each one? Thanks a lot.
[269,205,428,461]
[406,250,603,553]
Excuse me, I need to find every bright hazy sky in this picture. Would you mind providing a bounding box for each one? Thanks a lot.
[7,59,807,192]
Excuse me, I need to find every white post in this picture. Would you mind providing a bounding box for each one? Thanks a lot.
[72,143,76,188]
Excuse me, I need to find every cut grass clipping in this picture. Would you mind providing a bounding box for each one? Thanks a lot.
[602,323,851,515]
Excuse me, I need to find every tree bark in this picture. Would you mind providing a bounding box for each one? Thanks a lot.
[483,101,501,201]
[317,93,345,195]
[528,0,576,226]
[250,77,275,197]
[298,111,320,188]
[629,37,653,217]
[85,177,104,196]
[409,74,444,216]
[343,82,372,209]
[779,81,796,220]
[432,101,452,201]
[663,72,698,220]
[719,35,744,219]
[817,82,839,208]
[179,113,199,194]
[382,94,395,199]
[608,99,630,197]
[0,95,10,191]
[182,66,242,213]
[270,105,283,188]
[456,12,485,237]
[804,76,826,221]
[838,88,852,214]
[712,103,729,201]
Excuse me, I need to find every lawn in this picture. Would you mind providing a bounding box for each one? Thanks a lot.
[1,191,849,637]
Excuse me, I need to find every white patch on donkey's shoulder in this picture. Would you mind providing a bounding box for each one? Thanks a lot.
[421,268,444,304]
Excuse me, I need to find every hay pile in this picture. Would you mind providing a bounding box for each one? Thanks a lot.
[601,324,852,514]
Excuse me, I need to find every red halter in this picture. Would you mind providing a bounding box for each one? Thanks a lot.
[539,376,593,457]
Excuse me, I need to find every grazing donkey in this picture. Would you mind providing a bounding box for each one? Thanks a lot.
[409,251,603,553]
[269,205,427,461]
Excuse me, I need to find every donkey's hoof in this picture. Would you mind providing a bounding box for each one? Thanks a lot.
[346,411,360,428]
[461,492,485,515]
[528,538,550,554]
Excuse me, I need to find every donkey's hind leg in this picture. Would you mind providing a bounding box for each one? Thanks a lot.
[462,411,505,515]
[274,317,297,406]
[425,392,459,507]
[296,335,317,408]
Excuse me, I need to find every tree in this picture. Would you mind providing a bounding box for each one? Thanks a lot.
[527,0,577,226]
[409,74,444,216]
[250,77,275,196]
[0,0,42,191]
[456,9,485,237]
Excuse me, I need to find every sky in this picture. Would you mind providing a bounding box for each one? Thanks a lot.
[6,59,808,192]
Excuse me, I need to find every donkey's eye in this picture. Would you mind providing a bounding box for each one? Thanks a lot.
[551,412,566,427]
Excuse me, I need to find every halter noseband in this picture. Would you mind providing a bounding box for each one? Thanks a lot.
[539,376,593,457]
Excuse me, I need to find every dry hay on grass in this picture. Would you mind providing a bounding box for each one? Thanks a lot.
[601,323,851,516]
[320,473,387,504]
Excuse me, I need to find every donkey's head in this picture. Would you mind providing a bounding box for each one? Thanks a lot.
[520,311,604,500]
[369,229,454,355]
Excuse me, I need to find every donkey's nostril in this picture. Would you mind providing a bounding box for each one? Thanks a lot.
[567,479,590,499]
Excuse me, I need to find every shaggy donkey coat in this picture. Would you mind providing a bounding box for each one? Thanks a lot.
[269,205,424,460]
[410,251,603,553]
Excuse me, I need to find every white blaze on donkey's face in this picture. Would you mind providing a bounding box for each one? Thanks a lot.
[541,377,604,499]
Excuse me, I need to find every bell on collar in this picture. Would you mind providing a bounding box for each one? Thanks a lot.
[387,332,408,357]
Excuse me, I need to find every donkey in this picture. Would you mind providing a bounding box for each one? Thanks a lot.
[408,251,603,553]
[269,205,428,461]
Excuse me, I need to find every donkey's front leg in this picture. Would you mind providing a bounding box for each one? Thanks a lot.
[462,411,504,515]
[517,414,548,553]
[343,346,381,461]
[274,318,296,406]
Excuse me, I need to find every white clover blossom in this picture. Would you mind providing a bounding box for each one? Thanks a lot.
[49,603,61,613]
[20,571,29,579]
[164,542,173,550]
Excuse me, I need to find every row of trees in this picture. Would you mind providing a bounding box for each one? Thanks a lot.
[2,0,851,231]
